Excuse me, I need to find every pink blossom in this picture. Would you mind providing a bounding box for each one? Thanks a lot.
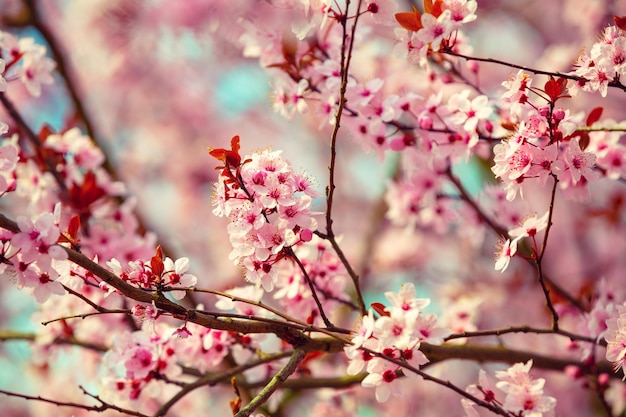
[508,211,549,242]
[445,91,493,134]
[162,256,198,300]
[17,39,56,97]
[443,0,478,28]
[384,282,431,313]
[361,358,403,403]
[494,237,517,273]
[605,303,626,377]
[12,212,68,270]
[351,309,376,348]
[563,138,598,184]
[417,10,454,52]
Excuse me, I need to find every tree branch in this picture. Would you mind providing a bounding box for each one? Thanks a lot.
[234,349,307,417]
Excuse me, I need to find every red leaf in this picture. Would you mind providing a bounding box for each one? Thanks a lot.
[395,8,423,32]
[615,15,626,31]
[544,77,562,102]
[69,171,106,209]
[58,215,82,249]
[151,245,164,277]
[586,106,603,126]
[557,77,568,94]
[230,135,240,154]
[68,215,80,239]
[208,135,242,168]
[371,302,389,317]
[38,124,55,143]
[424,0,444,17]
[578,132,590,151]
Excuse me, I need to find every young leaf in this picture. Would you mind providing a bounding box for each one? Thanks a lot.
[371,302,390,317]
[151,245,164,277]
[544,77,565,103]
[208,135,242,168]
[586,106,603,126]
[424,0,444,17]
[395,7,423,32]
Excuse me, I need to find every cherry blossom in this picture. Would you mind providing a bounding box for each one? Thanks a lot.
[562,137,598,185]
[494,237,517,273]
[605,303,626,377]
[417,10,454,52]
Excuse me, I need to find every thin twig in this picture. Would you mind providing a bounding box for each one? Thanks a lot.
[0,387,149,417]
[322,0,367,315]
[234,349,307,417]
[288,248,333,327]
[152,351,294,417]
[441,49,626,93]
[536,174,561,330]
[445,325,601,345]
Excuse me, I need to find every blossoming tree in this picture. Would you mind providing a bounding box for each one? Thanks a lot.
[1,1,626,416]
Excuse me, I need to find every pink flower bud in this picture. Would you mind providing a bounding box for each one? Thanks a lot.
[419,115,433,130]
[300,228,313,242]
[553,108,566,121]
[389,137,406,151]
[467,60,479,74]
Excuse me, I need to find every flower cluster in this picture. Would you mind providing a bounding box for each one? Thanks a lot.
[211,136,318,291]
[107,247,197,300]
[101,329,182,403]
[569,23,626,97]
[0,30,56,97]
[394,0,478,59]
[462,360,557,417]
[494,73,599,201]
[344,283,450,402]
[0,205,70,303]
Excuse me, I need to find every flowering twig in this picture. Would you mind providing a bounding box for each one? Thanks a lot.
[446,168,584,311]
[445,325,601,345]
[322,0,367,316]
[441,49,626,93]
[536,173,561,330]
[0,387,149,417]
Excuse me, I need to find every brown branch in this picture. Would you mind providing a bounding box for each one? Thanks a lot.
[288,248,332,327]
[234,349,306,417]
[1,211,616,383]
[22,0,96,142]
[0,387,149,417]
[153,351,294,417]
[446,325,601,345]
[322,0,367,315]
[441,49,626,93]
[536,174,561,329]
[16,2,197,308]
[0,213,347,354]
[0,329,108,352]
[445,167,508,237]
